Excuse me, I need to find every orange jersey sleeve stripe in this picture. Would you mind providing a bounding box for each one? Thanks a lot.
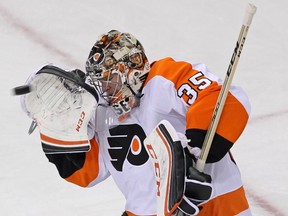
[186,91,249,143]
[145,57,199,88]
[147,58,249,143]
[199,186,250,216]
[40,133,89,145]
[65,138,100,187]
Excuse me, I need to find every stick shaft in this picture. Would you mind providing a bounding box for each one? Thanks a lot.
[195,4,257,172]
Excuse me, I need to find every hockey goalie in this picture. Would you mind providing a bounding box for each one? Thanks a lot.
[18,64,212,215]
[17,29,252,215]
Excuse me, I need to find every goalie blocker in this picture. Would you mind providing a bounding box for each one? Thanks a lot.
[144,120,185,216]
[144,120,213,216]
[18,65,99,154]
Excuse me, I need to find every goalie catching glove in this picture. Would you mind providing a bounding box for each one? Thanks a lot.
[19,65,99,154]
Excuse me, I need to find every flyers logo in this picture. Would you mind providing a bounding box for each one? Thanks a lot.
[108,124,149,171]
[93,53,101,61]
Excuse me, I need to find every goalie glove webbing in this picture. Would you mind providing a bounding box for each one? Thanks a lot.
[23,65,99,154]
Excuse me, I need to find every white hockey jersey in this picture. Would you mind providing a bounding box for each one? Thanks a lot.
[47,58,252,216]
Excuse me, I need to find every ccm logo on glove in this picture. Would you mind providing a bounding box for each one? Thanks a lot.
[76,111,86,132]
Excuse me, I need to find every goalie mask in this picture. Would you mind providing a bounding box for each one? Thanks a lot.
[85,30,150,121]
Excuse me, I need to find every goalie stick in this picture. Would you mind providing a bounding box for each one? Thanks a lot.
[195,3,257,172]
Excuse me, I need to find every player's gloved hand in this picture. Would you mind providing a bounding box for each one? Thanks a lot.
[179,166,213,215]
[19,65,98,154]
[173,164,213,216]
[174,133,213,215]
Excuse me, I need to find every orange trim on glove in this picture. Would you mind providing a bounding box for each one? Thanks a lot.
[40,133,89,145]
